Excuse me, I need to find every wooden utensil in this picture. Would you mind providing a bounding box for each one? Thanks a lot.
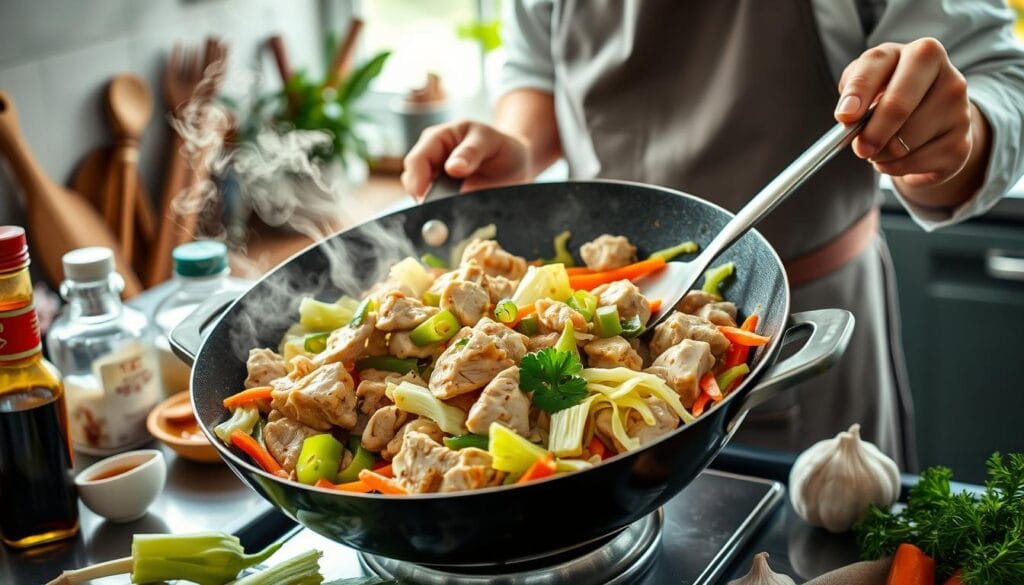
[267,34,297,112]
[0,91,141,296]
[324,18,364,90]
[105,74,154,264]
[71,147,156,269]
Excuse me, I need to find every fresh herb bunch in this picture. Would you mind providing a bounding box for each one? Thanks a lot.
[519,347,588,413]
[855,452,1024,584]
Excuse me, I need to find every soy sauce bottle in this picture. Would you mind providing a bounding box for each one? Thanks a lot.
[0,226,79,548]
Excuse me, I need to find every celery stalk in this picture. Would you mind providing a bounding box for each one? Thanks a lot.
[228,549,323,585]
[388,381,467,435]
[548,397,593,457]
[214,407,260,444]
[649,240,699,261]
[131,532,281,585]
[299,297,355,331]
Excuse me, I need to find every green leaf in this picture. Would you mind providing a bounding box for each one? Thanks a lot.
[519,348,588,414]
[338,51,391,104]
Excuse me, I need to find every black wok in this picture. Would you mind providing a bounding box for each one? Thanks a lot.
[171,180,853,565]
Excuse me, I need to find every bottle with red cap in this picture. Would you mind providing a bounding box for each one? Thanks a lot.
[0,226,79,549]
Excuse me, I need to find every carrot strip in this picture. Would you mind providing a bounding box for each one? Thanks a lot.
[588,436,608,459]
[230,429,283,475]
[223,386,273,410]
[725,313,761,368]
[700,372,723,401]
[358,469,408,495]
[942,571,963,585]
[718,325,771,347]
[648,298,663,315]
[740,313,759,332]
[508,303,536,329]
[691,392,712,417]
[886,543,934,585]
[568,257,667,290]
[374,464,394,478]
[566,267,595,276]
[316,477,374,493]
[517,453,557,484]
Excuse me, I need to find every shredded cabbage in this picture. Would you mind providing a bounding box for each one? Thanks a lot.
[298,296,358,331]
[511,264,572,307]
[387,381,467,435]
[548,397,593,457]
[449,224,497,268]
[214,406,260,444]
[388,257,434,298]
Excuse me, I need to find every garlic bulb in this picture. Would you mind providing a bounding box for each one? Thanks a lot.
[789,423,900,533]
[728,552,796,585]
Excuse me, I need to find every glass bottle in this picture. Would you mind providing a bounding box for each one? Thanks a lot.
[46,247,161,455]
[154,240,244,395]
[0,226,79,549]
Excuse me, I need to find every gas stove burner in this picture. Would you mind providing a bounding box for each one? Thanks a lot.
[359,510,663,585]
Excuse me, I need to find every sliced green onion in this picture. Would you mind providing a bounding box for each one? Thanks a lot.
[716,363,750,393]
[566,290,598,321]
[295,434,344,485]
[409,310,461,346]
[443,434,490,450]
[701,262,736,300]
[348,297,377,327]
[493,299,519,324]
[515,315,540,336]
[303,332,330,354]
[356,355,420,374]
[555,321,579,359]
[543,230,575,266]
[421,253,448,269]
[620,314,646,338]
[594,305,623,338]
[649,240,699,261]
[337,440,376,483]
[422,291,441,306]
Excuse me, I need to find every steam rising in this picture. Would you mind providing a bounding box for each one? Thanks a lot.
[168,59,416,362]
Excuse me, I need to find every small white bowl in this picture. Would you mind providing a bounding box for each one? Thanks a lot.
[76,449,166,523]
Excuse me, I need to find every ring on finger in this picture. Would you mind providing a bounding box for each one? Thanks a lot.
[896,135,912,154]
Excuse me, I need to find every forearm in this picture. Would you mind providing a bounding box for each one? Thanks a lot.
[893,101,992,209]
[494,88,562,179]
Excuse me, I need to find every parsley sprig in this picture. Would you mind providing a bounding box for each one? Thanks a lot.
[855,452,1024,584]
[518,347,588,413]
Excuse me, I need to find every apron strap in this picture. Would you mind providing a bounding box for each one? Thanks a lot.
[785,208,880,287]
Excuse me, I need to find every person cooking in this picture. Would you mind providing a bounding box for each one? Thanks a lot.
[400,0,1024,468]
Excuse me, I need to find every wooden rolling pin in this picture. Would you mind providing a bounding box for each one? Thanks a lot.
[0,91,141,296]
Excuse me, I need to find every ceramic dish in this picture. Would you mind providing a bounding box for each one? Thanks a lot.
[146,391,220,463]
[75,449,166,522]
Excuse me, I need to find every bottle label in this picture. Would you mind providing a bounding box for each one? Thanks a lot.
[0,304,42,361]
[65,342,162,452]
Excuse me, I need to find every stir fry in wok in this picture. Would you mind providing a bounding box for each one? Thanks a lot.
[215,231,770,495]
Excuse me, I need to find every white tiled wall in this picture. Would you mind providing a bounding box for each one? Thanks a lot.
[0,0,345,225]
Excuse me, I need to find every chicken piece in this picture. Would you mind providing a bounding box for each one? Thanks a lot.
[676,290,719,315]
[528,332,561,352]
[263,416,319,472]
[244,348,287,389]
[269,355,317,395]
[392,431,500,493]
[271,362,358,431]
[593,409,621,453]
[441,279,490,326]
[460,239,527,280]
[580,234,636,272]
[625,396,680,446]
[429,326,515,399]
[593,279,651,325]
[695,301,738,327]
[483,274,517,304]
[363,328,390,357]
[356,370,423,417]
[535,298,589,335]
[389,331,438,359]
[314,313,377,367]
[384,418,443,460]
[376,291,438,332]
[361,405,409,452]
[649,312,730,359]
[474,317,529,362]
[465,367,530,436]
[645,339,714,407]
[365,278,416,301]
[584,336,643,370]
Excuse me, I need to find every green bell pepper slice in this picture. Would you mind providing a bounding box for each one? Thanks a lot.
[443,434,490,450]
[356,355,420,375]
[295,434,344,485]
[337,439,376,483]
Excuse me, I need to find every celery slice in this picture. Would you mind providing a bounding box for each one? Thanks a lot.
[548,397,593,457]
[488,422,549,473]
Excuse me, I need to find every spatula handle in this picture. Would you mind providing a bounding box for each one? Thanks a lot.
[695,108,874,270]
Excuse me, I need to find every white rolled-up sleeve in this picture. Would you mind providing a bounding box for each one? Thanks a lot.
[498,0,556,95]
[866,0,1024,230]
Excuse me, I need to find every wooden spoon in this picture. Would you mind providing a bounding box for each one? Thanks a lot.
[0,92,141,296]
[105,74,154,264]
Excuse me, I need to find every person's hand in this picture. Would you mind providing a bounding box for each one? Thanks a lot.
[834,37,983,192]
[401,120,531,199]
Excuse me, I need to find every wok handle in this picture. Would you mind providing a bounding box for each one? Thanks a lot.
[168,290,242,366]
[421,172,464,202]
[726,308,855,434]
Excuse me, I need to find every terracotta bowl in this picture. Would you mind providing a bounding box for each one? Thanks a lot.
[147,391,221,464]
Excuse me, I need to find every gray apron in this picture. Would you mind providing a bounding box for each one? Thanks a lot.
[549,0,916,467]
